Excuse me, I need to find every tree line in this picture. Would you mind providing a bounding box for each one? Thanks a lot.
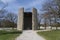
[38,0,60,30]
[0,4,17,29]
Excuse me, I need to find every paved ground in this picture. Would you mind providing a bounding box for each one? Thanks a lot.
[16,30,45,40]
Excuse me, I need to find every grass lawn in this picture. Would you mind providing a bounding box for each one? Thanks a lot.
[37,30,60,40]
[0,30,22,40]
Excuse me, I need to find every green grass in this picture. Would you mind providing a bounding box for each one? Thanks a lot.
[0,30,22,40]
[37,30,60,40]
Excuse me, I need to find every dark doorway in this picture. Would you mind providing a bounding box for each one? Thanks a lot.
[23,12,32,30]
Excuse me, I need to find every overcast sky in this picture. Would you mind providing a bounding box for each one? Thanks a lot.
[0,0,50,14]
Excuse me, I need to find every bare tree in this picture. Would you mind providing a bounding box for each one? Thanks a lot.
[0,3,8,27]
[42,13,49,29]
[4,13,17,29]
[54,0,60,22]
[38,14,43,29]
[40,0,60,30]
[0,3,8,18]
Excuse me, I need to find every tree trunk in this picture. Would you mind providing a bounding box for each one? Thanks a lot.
[38,19,41,30]
[50,20,52,29]
[44,18,46,29]
[44,20,46,29]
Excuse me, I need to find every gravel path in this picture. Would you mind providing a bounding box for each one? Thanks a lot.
[16,30,45,40]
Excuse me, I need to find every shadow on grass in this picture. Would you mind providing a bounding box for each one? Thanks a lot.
[0,30,22,35]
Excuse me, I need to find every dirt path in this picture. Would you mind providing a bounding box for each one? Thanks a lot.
[16,30,45,40]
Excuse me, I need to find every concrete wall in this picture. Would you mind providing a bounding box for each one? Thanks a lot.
[17,8,24,31]
[32,8,38,30]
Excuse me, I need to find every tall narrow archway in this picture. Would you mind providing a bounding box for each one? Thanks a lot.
[23,12,32,30]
